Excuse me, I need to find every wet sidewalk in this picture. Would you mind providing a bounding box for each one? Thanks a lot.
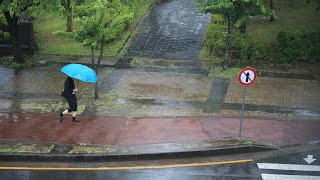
[1,112,319,147]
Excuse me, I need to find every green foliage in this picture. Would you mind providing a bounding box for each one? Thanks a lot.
[0,13,7,25]
[210,14,224,24]
[0,0,44,16]
[204,23,227,55]
[232,33,251,60]
[249,37,269,60]
[75,0,134,51]
[0,56,37,70]
[195,0,267,28]
[277,28,320,63]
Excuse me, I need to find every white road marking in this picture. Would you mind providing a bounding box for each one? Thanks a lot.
[261,173,320,180]
[258,163,320,172]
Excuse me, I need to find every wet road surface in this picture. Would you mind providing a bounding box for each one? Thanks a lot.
[257,149,320,179]
[1,145,320,180]
[0,160,261,180]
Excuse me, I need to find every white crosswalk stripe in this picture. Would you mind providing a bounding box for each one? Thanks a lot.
[258,163,320,180]
[261,173,320,180]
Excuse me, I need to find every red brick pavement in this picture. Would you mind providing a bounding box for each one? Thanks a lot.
[0,113,319,146]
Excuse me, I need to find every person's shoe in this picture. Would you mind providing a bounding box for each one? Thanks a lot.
[57,113,63,123]
[72,117,80,123]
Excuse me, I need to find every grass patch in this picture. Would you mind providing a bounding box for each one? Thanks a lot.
[208,67,241,78]
[0,148,19,153]
[247,0,320,44]
[33,14,90,55]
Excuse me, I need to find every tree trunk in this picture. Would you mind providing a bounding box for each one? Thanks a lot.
[4,11,24,64]
[94,80,99,100]
[64,0,73,32]
[270,0,275,22]
[93,40,105,100]
[90,46,98,100]
[66,13,73,32]
[223,17,231,70]
[91,46,95,65]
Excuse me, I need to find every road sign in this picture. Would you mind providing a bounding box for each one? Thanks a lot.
[238,67,257,86]
[238,67,257,139]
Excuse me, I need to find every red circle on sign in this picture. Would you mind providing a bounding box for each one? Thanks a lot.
[238,67,257,86]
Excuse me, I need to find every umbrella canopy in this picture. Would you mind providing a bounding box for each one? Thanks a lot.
[61,64,98,83]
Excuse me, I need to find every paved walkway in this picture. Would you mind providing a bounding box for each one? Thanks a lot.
[0,112,319,147]
[126,0,210,59]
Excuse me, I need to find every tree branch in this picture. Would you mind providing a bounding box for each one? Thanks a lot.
[103,11,120,28]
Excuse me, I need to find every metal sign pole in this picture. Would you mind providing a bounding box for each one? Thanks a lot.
[239,86,247,139]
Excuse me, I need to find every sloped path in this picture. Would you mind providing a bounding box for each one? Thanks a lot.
[126,0,210,60]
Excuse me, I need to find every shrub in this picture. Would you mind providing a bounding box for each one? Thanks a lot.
[204,23,227,55]
[232,33,251,61]
[249,36,269,60]
[203,14,226,55]
[277,28,320,63]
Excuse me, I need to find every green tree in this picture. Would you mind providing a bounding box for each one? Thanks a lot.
[75,0,133,99]
[0,0,42,63]
[195,0,267,69]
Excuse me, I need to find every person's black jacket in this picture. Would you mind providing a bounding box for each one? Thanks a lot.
[61,77,75,99]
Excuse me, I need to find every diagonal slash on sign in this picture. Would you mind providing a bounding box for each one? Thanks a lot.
[242,71,253,82]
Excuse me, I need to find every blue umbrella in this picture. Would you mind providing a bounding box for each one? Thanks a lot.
[61,64,98,83]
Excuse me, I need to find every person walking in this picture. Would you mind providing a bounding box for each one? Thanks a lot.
[58,76,80,123]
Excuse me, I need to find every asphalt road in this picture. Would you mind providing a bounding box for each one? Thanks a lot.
[0,144,319,180]
[0,160,261,180]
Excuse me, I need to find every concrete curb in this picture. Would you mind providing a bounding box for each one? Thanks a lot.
[0,141,277,162]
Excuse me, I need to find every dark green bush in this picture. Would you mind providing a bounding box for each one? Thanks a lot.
[229,33,269,61]
[249,36,269,60]
[277,28,320,63]
[232,33,251,61]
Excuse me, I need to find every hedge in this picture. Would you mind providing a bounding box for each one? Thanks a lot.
[277,28,320,63]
